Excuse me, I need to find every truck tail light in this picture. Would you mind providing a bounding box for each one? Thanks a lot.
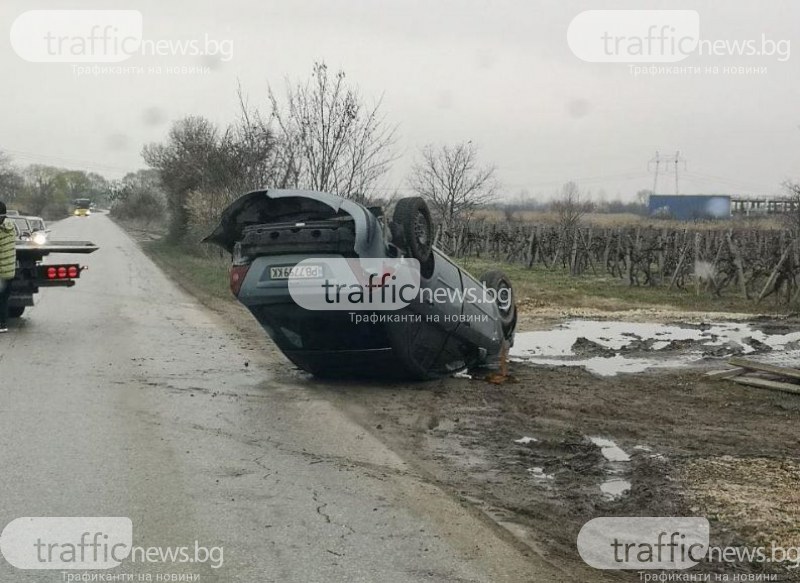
[230,264,251,297]
[42,264,81,280]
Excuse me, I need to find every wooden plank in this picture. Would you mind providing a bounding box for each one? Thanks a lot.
[728,357,800,380]
[731,376,800,395]
[757,245,791,302]
[705,367,747,379]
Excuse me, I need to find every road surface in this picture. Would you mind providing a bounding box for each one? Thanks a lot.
[0,214,560,582]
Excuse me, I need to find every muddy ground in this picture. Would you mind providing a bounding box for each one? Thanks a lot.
[210,295,800,580]
[294,313,800,581]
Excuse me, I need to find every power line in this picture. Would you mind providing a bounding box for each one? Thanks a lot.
[374,169,651,194]
[0,147,137,175]
[682,170,775,193]
[648,150,686,194]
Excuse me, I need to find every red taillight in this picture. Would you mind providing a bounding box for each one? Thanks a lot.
[43,264,81,280]
[230,264,251,297]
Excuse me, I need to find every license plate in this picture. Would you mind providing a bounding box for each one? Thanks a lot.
[269,265,323,279]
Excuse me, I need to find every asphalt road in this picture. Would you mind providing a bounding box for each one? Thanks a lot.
[0,214,560,582]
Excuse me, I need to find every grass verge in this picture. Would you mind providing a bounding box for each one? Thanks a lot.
[143,239,233,303]
[458,257,768,314]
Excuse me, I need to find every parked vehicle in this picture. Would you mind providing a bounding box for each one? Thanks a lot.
[11,215,49,245]
[9,230,98,318]
[205,189,516,379]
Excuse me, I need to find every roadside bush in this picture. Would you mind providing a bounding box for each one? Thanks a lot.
[112,190,165,224]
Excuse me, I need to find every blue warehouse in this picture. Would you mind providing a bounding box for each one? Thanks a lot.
[648,195,731,220]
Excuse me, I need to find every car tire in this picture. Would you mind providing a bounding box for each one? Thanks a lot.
[479,270,517,339]
[8,306,25,318]
[392,197,434,263]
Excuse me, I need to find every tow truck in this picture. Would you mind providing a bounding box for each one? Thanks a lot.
[9,239,98,318]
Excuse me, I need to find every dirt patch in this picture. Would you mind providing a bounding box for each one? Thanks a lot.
[679,457,800,549]
[311,360,800,579]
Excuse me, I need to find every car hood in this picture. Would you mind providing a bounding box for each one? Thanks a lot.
[204,189,381,255]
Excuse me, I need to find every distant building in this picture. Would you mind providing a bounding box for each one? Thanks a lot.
[648,194,731,220]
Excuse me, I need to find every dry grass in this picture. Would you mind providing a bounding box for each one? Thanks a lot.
[679,457,800,548]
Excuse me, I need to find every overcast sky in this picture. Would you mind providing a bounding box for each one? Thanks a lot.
[0,0,798,201]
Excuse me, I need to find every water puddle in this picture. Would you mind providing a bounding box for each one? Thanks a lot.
[590,437,631,462]
[510,320,800,376]
[589,436,632,500]
[601,478,631,498]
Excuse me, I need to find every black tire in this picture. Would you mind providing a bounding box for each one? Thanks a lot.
[392,197,434,263]
[479,270,517,339]
[8,306,25,318]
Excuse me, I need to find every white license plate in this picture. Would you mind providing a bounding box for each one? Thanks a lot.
[269,265,323,279]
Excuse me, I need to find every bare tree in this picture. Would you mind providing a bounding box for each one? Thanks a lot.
[407,142,498,233]
[234,85,288,190]
[0,152,23,204]
[22,165,63,216]
[552,181,586,233]
[551,181,590,274]
[782,180,800,235]
[267,62,398,203]
[143,116,225,240]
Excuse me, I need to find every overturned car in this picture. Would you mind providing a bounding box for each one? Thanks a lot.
[205,190,516,380]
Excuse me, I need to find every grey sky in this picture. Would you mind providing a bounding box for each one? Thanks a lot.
[0,0,798,201]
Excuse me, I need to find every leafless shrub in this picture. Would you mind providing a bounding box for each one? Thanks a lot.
[407,141,498,235]
[267,62,398,204]
[550,181,593,274]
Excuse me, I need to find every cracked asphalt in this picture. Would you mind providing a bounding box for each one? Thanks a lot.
[0,214,561,582]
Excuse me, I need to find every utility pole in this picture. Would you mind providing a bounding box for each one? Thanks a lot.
[672,150,687,194]
[650,151,687,195]
[648,151,661,194]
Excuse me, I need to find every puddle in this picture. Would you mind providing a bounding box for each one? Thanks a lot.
[510,320,800,376]
[589,437,631,462]
[601,478,631,498]
[514,436,538,444]
[589,436,632,500]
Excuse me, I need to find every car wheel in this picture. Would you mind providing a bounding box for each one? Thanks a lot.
[479,270,517,339]
[392,197,434,263]
[8,306,25,318]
